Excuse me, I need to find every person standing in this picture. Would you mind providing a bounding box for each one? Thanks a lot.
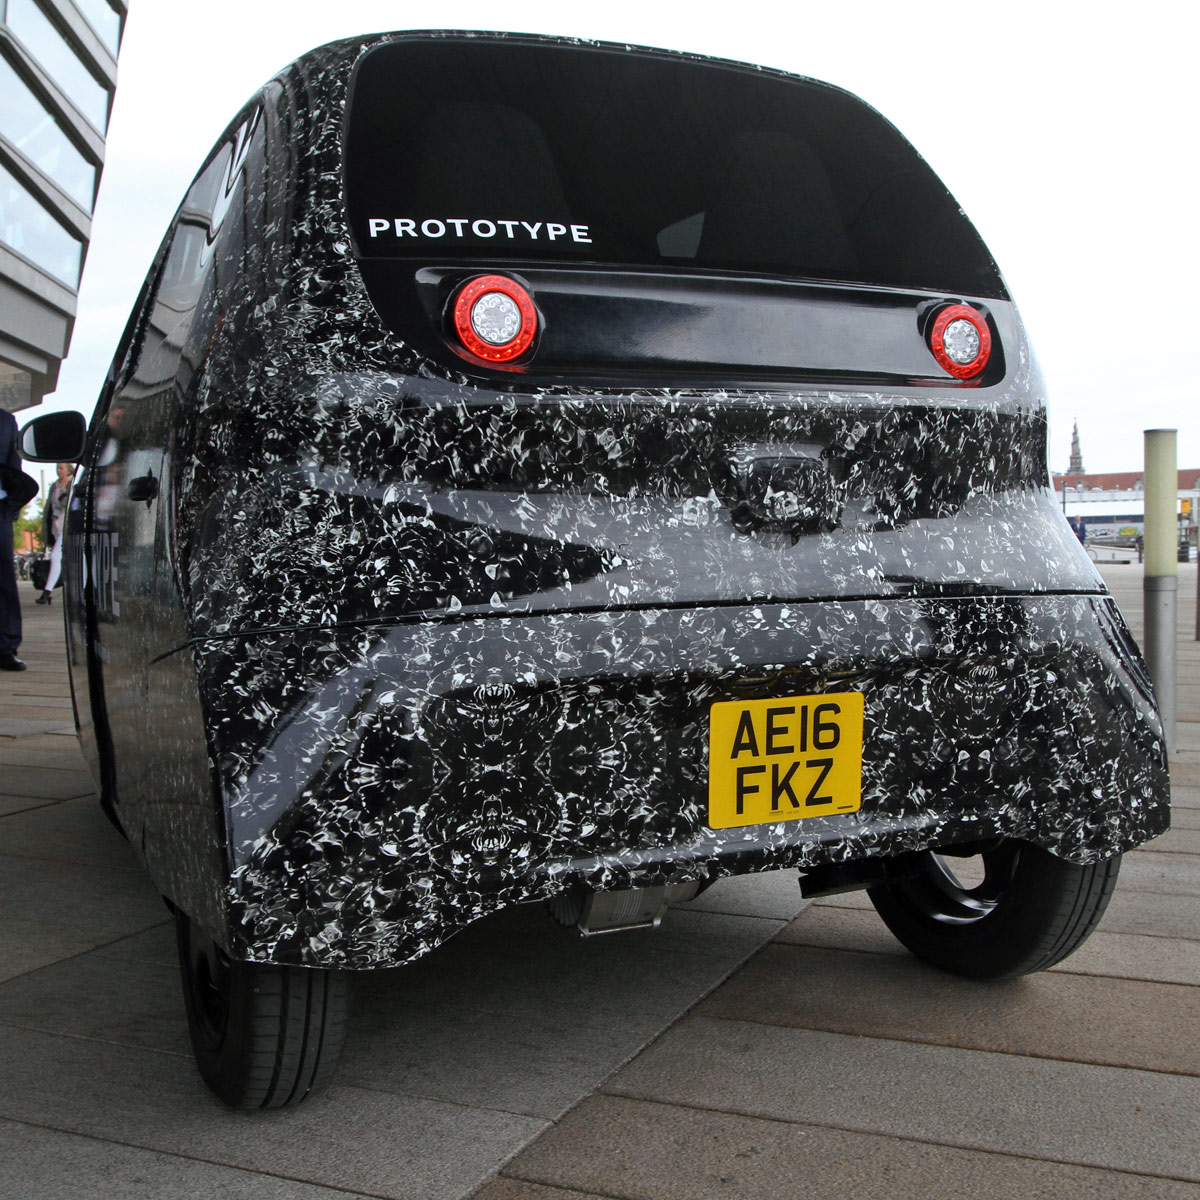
[36,462,73,605]
[0,406,29,670]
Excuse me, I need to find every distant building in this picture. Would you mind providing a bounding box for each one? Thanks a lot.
[0,0,126,413]
[1068,421,1084,474]
[1052,469,1200,494]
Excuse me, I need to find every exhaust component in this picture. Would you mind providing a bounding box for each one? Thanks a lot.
[549,881,701,936]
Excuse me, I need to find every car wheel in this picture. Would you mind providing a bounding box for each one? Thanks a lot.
[866,839,1120,980]
[175,910,350,1108]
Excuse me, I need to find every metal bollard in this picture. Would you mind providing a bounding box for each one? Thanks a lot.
[1143,429,1177,753]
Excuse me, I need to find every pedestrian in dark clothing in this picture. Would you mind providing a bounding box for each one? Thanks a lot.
[0,407,30,670]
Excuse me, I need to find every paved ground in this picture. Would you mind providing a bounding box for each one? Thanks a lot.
[1,565,1197,1199]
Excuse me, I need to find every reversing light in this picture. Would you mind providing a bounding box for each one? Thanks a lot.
[928,304,991,379]
[452,275,538,363]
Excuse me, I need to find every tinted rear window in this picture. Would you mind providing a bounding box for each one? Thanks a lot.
[344,37,1006,298]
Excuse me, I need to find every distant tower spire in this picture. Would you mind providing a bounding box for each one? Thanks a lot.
[1069,421,1084,474]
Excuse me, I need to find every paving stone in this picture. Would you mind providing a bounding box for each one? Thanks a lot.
[383,905,785,1037]
[1102,887,1200,940]
[0,719,76,738]
[697,943,1200,1074]
[0,1026,547,1200]
[683,869,810,921]
[1120,850,1200,895]
[341,989,650,1119]
[1167,806,1200,830]
[0,794,66,816]
[0,950,187,1057]
[606,1016,1200,1181]
[1133,826,1200,853]
[0,767,94,801]
[777,903,1200,984]
[0,694,75,710]
[0,854,167,982]
[0,747,88,771]
[775,903,906,956]
[1,797,143,871]
[1178,723,1200,752]
[1147,825,1200,854]
[1172,784,1200,809]
[0,1119,373,1200]
[476,1183,613,1200]
[91,922,177,968]
[499,1094,1200,1200]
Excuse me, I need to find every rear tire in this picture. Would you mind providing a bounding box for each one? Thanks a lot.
[176,911,350,1108]
[866,839,1120,980]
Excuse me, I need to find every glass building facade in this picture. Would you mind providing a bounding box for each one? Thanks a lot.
[0,0,125,411]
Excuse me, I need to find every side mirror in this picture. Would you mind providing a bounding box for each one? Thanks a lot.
[20,411,88,463]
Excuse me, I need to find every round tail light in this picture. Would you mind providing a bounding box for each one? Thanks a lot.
[928,304,991,379]
[451,275,538,363]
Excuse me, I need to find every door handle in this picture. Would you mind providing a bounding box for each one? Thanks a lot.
[127,473,159,505]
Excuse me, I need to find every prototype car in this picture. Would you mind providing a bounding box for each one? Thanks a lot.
[22,31,1169,1109]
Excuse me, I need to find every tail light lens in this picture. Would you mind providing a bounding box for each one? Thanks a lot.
[451,275,538,363]
[928,303,991,379]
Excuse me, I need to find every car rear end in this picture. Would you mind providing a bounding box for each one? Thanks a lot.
[172,33,1168,970]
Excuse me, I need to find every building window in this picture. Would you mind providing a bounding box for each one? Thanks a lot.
[5,0,110,132]
[72,0,121,56]
[0,157,83,284]
[0,53,97,208]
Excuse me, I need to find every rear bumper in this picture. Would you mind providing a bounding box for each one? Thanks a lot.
[197,592,1168,967]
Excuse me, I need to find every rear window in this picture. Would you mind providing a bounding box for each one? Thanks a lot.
[344,37,1006,299]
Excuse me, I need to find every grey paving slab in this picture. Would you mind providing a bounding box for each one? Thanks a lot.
[496,1094,1200,1200]
[778,903,1200,984]
[0,766,93,801]
[0,1119,377,1200]
[697,943,1200,1074]
[1172,784,1200,809]
[0,719,76,738]
[1,797,144,871]
[0,950,187,1057]
[0,1026,547,1200]
[91,921,177,968]
[0,853,168,982]
[1101,886,1200,940]
[0,748,89,773]
[0,794,66,816]
[1133,826,1200,853]
[0,694,75,710]
[476,1182,613,1200]
[682,868,810,921]
[0,732,80,753]
[1174,761,1200,788]
[1168,806,1200,830]
[607,1016,1200,1181]
[1120,850,1200,895]
[341,989,651,1119]
[382,905,786,1037]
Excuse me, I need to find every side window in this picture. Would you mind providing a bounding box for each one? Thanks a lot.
[119,106,262,392]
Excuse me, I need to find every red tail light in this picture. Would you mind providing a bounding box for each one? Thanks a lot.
[928,304,991,379]
[451,275,538,363]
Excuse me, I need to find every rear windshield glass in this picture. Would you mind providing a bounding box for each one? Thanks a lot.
[344,38,1006,298]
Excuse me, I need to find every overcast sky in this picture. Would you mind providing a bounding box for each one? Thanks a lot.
[39,0,1199,474]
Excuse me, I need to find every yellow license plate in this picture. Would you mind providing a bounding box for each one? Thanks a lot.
[707,693,864,829]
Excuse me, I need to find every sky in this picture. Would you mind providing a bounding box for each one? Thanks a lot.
[35,0,1200,474]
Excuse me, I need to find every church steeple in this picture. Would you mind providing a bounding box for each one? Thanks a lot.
[1068,421,1084,474]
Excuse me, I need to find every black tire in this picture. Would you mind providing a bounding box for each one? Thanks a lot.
[866,839,1120,980]
[175,911,350,1109]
